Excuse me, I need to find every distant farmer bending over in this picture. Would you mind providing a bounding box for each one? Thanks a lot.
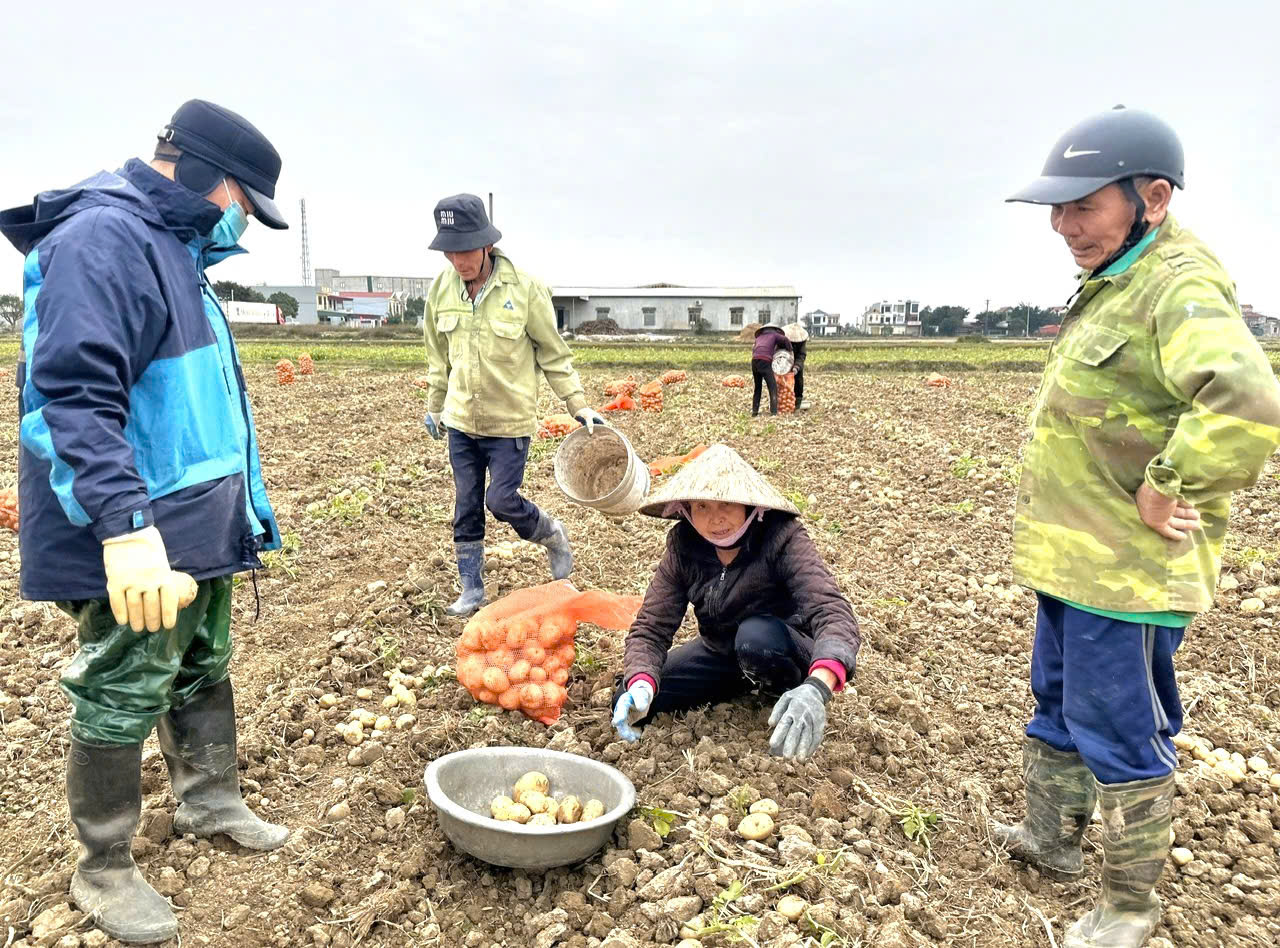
[997,106,1280,948]
[422,194,606,617]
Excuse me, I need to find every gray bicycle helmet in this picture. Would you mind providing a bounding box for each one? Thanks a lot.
[1007,105,1184,206]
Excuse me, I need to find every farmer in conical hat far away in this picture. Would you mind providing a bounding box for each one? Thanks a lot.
[998,105,1280,948]
[782,321,811,410]
[611,445,860,760]
[750,322,793,416]
[422,193,607,618]
[0,99,291,945]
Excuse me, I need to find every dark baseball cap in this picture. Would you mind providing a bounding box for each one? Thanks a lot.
[428,193,501,252]
[160,99,288,230]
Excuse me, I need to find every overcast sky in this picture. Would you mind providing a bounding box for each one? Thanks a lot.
[3,1,1277,319]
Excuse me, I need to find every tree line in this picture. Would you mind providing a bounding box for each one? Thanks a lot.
[919,303,1064,337]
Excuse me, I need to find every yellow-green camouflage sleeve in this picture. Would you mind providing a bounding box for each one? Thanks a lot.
[1146,274,1280,504]
[525,279,588,418]
[422,289,449,415]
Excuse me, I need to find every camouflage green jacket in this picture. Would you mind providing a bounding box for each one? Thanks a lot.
[1013,217,1280,614]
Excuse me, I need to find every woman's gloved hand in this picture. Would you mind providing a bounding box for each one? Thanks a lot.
[768,676,832,760]
[611,680,655,742]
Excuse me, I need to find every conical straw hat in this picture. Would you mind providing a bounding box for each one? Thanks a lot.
[639,444,799,518]
[783,323,809,343]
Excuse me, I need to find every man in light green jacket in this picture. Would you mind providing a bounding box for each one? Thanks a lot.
[997,107,1280,948]
[422,193,605,617]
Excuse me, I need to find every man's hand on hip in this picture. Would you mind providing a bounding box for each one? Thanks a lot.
[1136,482,1201,541]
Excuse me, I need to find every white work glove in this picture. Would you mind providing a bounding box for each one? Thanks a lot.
[424,412,445,440]
[102,526,189,632]
[575,408,607,435]
[611,680,655,742]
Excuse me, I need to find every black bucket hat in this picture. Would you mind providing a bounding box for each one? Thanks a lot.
[160,99,288,229]
[1007,105,1185,206]
[429,193,501,252]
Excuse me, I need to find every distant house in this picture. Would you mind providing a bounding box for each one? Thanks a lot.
[1242,304,1279,337]
[339,291,406,327]
[549,285,799,332]
[803,309,843,336]
[860,300,922,337]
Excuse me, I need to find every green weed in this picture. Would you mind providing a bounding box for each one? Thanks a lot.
[306,487,372,523]
[261,531,301,577]
[898,803,940,849]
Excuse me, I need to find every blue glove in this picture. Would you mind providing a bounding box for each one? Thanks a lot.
[611,680,655,742]
[424,412,444,440]
[575,408,607,435]
[767,676,832,760]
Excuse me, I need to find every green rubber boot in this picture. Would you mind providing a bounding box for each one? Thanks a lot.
[1064,774,1174,948]
[992,737,1098,880]
[157,679,289,850]
[67,740,179,944]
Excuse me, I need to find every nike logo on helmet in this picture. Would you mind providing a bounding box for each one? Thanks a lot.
[1063,145,1101,159]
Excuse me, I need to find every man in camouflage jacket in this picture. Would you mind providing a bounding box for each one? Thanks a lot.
[996,107,1280,948]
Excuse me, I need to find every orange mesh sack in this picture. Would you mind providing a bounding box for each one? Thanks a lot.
[648,443,709,478]
[536,414,582,439]
[298,353,315,376]
[721,375,746,388]
[638,381,664,413]
[603,376,638,396]
[603,393,637,412]
[456,580,642,725]
[661,370,687,384]
[776,373,796,413]
[276,359,296,385]
[0,487,17,532]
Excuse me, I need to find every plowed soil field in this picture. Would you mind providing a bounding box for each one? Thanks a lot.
[2,363,1277,947]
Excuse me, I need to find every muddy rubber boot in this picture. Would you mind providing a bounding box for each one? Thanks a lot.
[157,679,289,851]
[532,512,574,580]
[445,540,487,617]
[991,737,1098,880]
[1064,774,1174,948]
[67,740,179,945]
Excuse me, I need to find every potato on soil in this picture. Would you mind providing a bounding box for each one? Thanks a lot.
[750,798,780,818]
[505,802,532,824]
[513,772,550,799]
[529,812,557,827]
[556,795,583,824]
[581,799,606,821]
[738,813,775,841]
[490,795,515,820]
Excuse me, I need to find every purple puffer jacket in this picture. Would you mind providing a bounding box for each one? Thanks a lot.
[752,326,793,362]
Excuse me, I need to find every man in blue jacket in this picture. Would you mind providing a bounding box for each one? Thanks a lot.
[0,100,290,944]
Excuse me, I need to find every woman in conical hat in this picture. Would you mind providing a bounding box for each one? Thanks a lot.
[783,323,811,410]
[611,445,860,760]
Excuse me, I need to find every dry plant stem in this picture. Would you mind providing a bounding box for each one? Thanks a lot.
[1023,899,1059,948]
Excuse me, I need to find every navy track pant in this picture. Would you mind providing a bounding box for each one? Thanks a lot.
[1026,593,1184,784]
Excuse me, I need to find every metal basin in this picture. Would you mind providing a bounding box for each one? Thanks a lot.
[424,747,636,870]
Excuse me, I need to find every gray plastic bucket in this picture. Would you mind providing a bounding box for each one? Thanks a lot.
[553,425,649,517]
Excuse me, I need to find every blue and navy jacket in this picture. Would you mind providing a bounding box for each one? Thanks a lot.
[0,159,279,602]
